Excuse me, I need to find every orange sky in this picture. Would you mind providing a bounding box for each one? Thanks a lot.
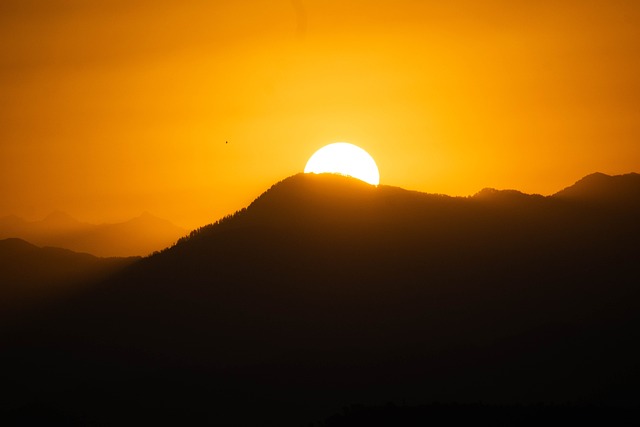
[1,0,639,228]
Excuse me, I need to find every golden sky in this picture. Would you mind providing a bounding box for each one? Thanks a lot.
[1,0,639,228]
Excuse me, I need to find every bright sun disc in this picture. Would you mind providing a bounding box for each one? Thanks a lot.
[304,143,380,186]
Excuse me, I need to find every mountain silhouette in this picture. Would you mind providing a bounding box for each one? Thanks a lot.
[553,172,640,206]
[1,173,639,425]
[0,238,137,322]
[0,212,187,257]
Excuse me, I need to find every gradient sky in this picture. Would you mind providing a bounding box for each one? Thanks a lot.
[1,0,639,228]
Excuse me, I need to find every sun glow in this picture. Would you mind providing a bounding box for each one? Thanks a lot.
[304,143,380,186]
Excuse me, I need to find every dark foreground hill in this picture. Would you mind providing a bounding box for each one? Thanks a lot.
[1,172,639,425]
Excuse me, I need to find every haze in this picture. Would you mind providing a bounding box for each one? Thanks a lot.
[1,0,639,228]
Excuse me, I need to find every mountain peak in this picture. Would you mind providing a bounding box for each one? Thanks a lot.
[553,172,640,204]
[41,210,84,226]
[472,187,533,199]
[123,212,186,230]
[253,173,376,202]
[128,211,159,223]
[246,173,379,218]
[0,237,39,254]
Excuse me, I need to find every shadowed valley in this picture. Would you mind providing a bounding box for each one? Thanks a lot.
[1,172,639,425]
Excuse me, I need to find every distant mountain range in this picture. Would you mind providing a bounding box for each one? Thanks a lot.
[0,211,187,257]
[1,172,639,425]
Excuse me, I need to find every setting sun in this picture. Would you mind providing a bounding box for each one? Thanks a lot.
[304,143,380,186]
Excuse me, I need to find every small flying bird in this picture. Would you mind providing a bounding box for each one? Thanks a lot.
[225,141,228,144]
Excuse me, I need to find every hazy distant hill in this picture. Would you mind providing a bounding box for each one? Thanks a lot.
[0,211,92,243]
[0,238,137,319]
[2,173,639,425]
[0,212,187,257]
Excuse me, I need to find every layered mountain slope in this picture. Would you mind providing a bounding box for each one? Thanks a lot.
[0,238,138,319]
[2,173,639,425]
[0,212,187,257]
[553,172,640,204]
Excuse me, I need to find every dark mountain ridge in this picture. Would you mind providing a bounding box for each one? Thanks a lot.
[0,238,138,323]
[553,172,640,203]
[2,172,639,425]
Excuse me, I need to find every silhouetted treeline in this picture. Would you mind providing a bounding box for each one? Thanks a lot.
[173,207,247,248]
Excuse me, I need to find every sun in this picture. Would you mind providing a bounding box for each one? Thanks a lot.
[304,142,380,186]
